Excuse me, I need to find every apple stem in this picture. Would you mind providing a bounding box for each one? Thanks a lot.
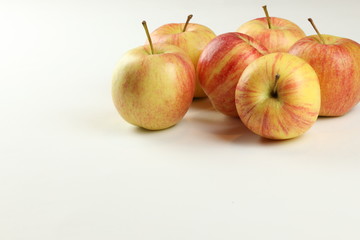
[262,5,272,29]
[142,20,154,55]
[182,14,193,32]
[271,74,280,98]
[308,18,326,44]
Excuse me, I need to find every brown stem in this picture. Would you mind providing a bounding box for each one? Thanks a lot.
[308,18,326,44]
[262,5,272,29]
[183,14,193,32]
[271,74,280,98]
[142,20,154,54]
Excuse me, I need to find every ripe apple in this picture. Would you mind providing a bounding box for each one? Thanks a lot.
[235,52,321,140]
[150,15,216,98]
[197,32,268,117]
[112,21,195,130]
[237,5,305,53]
[289,18,360,116]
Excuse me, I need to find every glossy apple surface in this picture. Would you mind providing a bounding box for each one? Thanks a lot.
[237,17,305,53]
[150,22,216,98]
[197,32,268,117]
[235,52,321,140]
[112,44,195,130]
[289,34,360,116]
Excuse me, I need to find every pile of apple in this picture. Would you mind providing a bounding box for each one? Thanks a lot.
[112,6,360,140]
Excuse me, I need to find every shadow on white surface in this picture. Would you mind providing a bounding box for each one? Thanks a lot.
[127,97,301,146]
[188,111,300,146]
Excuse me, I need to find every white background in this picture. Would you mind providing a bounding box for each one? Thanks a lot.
[1,0,360,239]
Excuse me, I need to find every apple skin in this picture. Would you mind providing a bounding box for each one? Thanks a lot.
[150,23,216,98]
[235,52,321,140]
[237,17,306,53]
[197,32,268,117]
[289,35,360,116]
[112,43,195,130]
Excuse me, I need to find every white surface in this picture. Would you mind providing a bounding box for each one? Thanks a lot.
[1,0,360,239]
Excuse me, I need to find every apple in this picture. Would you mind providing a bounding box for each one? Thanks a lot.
[197,32,268,117]
[235,52,321,140]
[150,14,216,98]
[112,21,195,130]
[237,5,306,53]
[289,18,360,116]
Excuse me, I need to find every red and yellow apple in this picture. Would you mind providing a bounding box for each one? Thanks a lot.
[289,18,360,116]
[150,15,216,98]
[235,52,321,140]
[197,32,268,117]
[237,6,305,53]
[112,21,195,130]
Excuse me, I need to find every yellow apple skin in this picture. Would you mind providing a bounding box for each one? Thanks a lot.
[237,17,305,53]
[150,23,216,98]
[289,35,360,116]
[112,44,195,130]
[235,53,321,140]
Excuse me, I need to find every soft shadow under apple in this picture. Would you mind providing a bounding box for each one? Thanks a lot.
[188,109,301,145]
[190,97,216,111]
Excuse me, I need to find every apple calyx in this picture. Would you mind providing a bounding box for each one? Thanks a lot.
[142,20,154,54]
[308,18,326,44]
[182,14,193,32]
[271,74,280,98]
[262,5,272,29]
